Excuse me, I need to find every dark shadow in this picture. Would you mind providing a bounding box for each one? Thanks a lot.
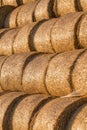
[29,19,47,51]
[48,0,56,18]
[0,5,15,28]
[2,94,29,130]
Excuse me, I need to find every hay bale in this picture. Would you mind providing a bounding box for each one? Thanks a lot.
[13,22,36,54]
[78,14,87,48]
[0,52,36,91]
[0,56,8,92]
[4,6,22,28]
[46,49,83,96]
[67,104,87,130]
[32,97,87,130]
[12,94,50,130]
[30,19,57,53]
[56,0,77,16]
[0,91,26,130]
[0,5,14,28]
[51,12,83,52]
[0,28,19,56]
[2,0,18,6]
[79,0,87,11]
[22,53,53,94]
[17,1,39,27]
[34,0,55,22]
[72,50,87,93]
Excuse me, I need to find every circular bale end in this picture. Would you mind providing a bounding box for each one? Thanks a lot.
[72,50,87,92]
[57,0,77,16]
[17,1,38,27]
[32,96,87,130]
[46,49,84,96]
[67,104,87,130]
[12,94,50,130]
[22,53,53,94]
[30,19,57,53]
[0,28,19,56]
[4,6,22,28]
[0,52,36,91]
[51,12,83,52]
[13,22,36,54]
[0,91,26,130]
[78,14,87,48]
[34,0,55,22]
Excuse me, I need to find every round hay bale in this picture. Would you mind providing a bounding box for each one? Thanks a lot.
[0,5,14,28]
[0,28,19,56]
[72,50,87,93]
[0,91,26,130]
[12,94,50,130]
[46,49,83,96]
[13,22,36,54]
[34,0,55,22]
[4,6,22,28]
[2,0,18,6]
[0,52,36,91]
[56,0,77,16]
[32,96,87,130]
[30,19,57,53]
[22,53,53,94]
[0,56,8,92]
[79,0,87,11]
[67,104,87,130]
[51,12,83,52]
[78,14,87,48]
[17,1,39,27]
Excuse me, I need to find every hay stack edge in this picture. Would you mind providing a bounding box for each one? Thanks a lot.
[0,0,87,130]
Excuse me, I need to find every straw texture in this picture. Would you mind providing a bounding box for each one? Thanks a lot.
[17,1,39,27]
[67,104,87,130]
[78,14,87,48]
[22,53,53,94]
[2,0,18,6]
[0,56,8,92]
[51,12,83,52]
[56,0,77,16]
[0,52,36,91]
[79,0,87,11]
[4,6,22,28]
[32,97,87,130]
[46,49,83,96]
[31,19,57,53]
[0,50,86,96]
[12,94,50,130]
[72,50,87,93]
[0,29,19,55]
[34,0,55,21]
[0,91,26,130]
[13,22,36,54]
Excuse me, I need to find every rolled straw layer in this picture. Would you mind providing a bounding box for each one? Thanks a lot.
[0,50,86,96]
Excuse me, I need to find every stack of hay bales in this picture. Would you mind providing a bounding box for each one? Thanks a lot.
[0,0,87,130]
